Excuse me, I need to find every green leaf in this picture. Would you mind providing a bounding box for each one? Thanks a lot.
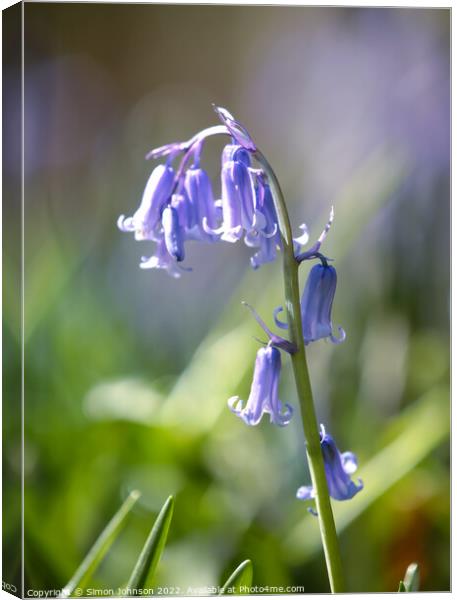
[403,563,420,592]
[219,560,253,595]
[61,490,141,598]
[126,495,174,594]
[398,581,407,592]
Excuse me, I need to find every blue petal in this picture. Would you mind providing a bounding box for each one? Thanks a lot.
[162,206,185,262]
[296,486,315,500]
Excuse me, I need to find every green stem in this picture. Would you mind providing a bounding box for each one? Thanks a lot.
[254,150,345,593]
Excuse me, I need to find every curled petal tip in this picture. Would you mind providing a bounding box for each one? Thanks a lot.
[221,226,243,243]
[330,326,346,344]
[294,223,310,247]
[260,222,278,239]
[341,451,358,475]
[273,306,289,330]
[202,216,223,237]
[296,486,315,501]
[273,402,293,426]
[228,396,243,412]
[117,215,135,232]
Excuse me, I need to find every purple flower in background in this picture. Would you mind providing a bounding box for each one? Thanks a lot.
[297,424,363,502]
[300,263,345,345]
[228,345,293,427]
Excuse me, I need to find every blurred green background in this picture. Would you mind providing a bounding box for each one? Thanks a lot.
[3,4,450,594]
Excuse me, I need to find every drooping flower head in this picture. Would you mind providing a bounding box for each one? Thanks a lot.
[297,424,363,502]
[300,263,346,345]
[117,106,334,279]
[228,344,292,427]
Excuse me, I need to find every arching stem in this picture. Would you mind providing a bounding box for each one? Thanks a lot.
[254,149,345,593]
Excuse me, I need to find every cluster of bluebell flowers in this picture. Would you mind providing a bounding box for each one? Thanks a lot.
[118,107,290,276]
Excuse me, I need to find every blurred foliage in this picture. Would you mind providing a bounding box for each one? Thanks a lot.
[399,562,420,592]
[220,560,253,595]
[3,4,449,595]
[61,491,141,597]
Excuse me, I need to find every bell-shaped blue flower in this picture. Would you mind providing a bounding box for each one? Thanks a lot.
[245,179,280,269]
[184,167,219,240]
[118,164,175,240]
[204,144,257,243]
[228,345,293,427]
[297,425,363,503]
[301,263,345,345]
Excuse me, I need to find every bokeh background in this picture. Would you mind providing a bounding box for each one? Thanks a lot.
[3,4,450,594]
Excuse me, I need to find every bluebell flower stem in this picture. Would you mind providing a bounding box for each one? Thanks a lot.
[254,150,345,593]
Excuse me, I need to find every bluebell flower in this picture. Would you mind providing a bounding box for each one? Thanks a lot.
[300,263,345,345]
[244,177,280,269]
[204,144,257,242]
[297,424,363,502]
[184,166,219,241]
[228,344,293,426]
[273,262,345,343]
[118,163,175,241]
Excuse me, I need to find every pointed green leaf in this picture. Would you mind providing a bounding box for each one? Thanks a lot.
[61,490,141,598]
[403,563,420,592]
[398,581,407,592]
[219,560,253,595]
[126,495,174,594]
